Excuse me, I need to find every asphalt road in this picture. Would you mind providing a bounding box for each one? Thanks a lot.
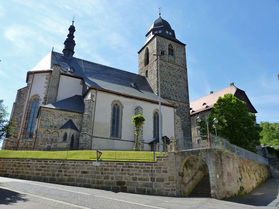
[0,177,277,209]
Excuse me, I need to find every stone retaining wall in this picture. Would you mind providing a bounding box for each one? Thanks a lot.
[0,155,177,196]
[0,149,271,199]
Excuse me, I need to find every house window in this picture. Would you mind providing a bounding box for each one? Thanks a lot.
[153,111,159,140]
[26,97,39,138]
[111,102,122,138]
[144,47,149,66]
[168,44,174,63]
[63,132,67,142]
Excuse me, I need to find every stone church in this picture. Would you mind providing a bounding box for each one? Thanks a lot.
[3,14,192,151]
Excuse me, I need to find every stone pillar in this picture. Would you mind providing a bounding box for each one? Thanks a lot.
[79,90,96,150]
[46,64,61,104]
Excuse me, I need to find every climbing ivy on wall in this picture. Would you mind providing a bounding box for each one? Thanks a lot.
[132,114,145,151]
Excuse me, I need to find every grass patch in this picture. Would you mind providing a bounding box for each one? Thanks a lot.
[0,150,165,162]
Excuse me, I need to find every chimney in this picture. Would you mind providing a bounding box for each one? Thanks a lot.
[210,91,214,94]
[230,82,234,86]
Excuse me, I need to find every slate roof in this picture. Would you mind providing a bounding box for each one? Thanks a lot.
[190,84,257,115]
[59,119,79,132]
[42,95,84,113]
[30,51,171,105]
[146,16,181,44]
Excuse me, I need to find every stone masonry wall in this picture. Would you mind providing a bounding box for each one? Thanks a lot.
[0,155,177,196]
[9,86,30,139]
[176,149,271,199]
[35,108,82,150]
[138,36,192,150]
[0,149,270,199]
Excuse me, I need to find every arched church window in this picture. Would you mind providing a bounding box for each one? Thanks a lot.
[144,47,149,66]
[168,44,174,63]
[70,134,74,150]
[26,97,39,138]
[145,70,148,78]
[153,111,159,140]
[111,101,123,138]
[63,132,67,142]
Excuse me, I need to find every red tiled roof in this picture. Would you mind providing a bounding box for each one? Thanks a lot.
[190,84,257,115]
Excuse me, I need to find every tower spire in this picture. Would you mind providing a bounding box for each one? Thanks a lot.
[159,7,161,17]
[62,21,76,58]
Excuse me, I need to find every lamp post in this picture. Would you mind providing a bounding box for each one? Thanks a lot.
[196,116,218,147]
[154,50,164,152]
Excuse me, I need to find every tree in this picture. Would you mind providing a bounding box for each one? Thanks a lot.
[0,100,16,140]
[260,122,279,148]
[132,114,145,151]
[208,94,261,152]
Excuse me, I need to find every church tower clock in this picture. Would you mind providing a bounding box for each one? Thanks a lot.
[138,13,192,149]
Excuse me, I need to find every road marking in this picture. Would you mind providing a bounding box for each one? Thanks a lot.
[0,186,90,209]
[95,195,166,209]
[26,182,91,196]
[0,177,90,196]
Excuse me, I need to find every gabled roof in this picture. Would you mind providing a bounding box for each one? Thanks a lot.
[29,51,171,106]
[59,119,79,132]
[42,95,84,113]
[190,84,257,115]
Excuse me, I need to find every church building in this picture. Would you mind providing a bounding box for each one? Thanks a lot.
[3,14,192,151]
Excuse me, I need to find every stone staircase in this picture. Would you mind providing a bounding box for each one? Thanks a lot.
[189,174,211,197]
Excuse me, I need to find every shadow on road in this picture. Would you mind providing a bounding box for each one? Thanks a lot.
[0,187,27,205]
[226,178,279,206]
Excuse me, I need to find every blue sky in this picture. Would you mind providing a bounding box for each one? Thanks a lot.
[0,0,278,123]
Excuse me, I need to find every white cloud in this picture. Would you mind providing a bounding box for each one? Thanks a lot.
[4,25,49,53]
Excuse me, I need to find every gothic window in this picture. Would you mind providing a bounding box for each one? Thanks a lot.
[26,97,39,138]
[168,44,174,63]
[70,134,74,150]
[63,132,67,142]
[145,70,148,78]
[110,101,123,138]
[153,111,159,140]
[144,47,149,66]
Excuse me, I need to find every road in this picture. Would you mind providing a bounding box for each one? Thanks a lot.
[0,177,277,209]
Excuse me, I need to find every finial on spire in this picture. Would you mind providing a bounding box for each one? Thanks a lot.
[159,7,161,17]
[72,16,75,25]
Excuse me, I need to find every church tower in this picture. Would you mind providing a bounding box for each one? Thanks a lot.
[138,13,192,149]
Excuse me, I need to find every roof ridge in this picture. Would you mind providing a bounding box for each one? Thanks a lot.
[191,85,237,103]
[52,51,145,80]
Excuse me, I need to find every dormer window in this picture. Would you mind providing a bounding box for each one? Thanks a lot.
[168,44,174,63]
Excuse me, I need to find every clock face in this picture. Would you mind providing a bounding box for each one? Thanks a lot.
[60,62,70,72]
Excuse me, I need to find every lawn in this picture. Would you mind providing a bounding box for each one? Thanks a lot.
[0,150,165,162]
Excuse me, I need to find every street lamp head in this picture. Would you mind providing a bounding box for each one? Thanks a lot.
[196,116,201,123]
